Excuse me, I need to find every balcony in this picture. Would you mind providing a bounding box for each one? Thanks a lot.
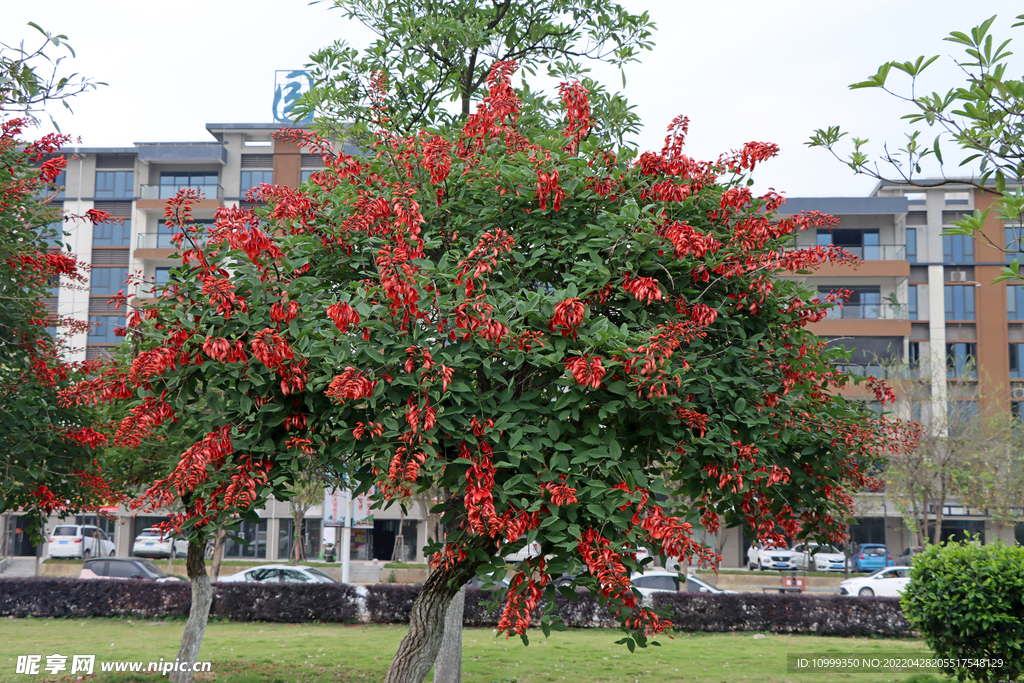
[823,302,908,320]
[140,184,224,200]
[835,364,919,380]
[137,232,177,250]
[833,244,906,261]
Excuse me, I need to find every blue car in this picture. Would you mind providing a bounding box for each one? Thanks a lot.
[854,544,893,572]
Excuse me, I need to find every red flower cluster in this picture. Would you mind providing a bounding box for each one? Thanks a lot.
[326,301,361,333]
[622,274,663,305]
[559,81,592,155]
[565,354,605,389]
[496,558,549,637]
[325,368,377,403]
[549,298,585,338]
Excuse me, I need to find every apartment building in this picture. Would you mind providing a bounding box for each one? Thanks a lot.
[29,123,431,563]
[776,184,1024,561]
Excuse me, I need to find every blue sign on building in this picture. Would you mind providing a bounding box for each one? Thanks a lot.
[273,70,314,124]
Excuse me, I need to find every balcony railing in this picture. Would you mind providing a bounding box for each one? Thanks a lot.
[140,184,223,200]
[136,232,211,250]
[827,244,906,260]
[137,232,177,249]
[822,302,908,320]
[835,364,920,380]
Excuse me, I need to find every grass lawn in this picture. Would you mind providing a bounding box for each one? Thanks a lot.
[0,619,951,683]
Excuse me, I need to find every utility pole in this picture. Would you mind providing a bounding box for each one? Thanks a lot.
[341,490,353,584]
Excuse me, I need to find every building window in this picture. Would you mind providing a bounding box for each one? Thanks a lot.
[41,169,66,199]
[277,519,323,561]
[906,228,917,264]
[1009,285,1024,320]
[1007,226,1023,264]
[92,219,132,247]
[945,285,975,320]
[241,170,274,195]
[222,519,267,559]
[145,218,212,249]
[909,341,920,369]
[88,315,125,345]
[95,171,134,199]
[908,286,918,320]
[946,343,977,379]
[159,172,219,200]
[815,229,879,260]
[819,285,881,319]
[945,191,970,205]
[942,234,974,263]
[1012,402,1024,429]
[1011,343,1024,379]
[947,401,978,436]
[155,267,173,288]
[90,267,129,296]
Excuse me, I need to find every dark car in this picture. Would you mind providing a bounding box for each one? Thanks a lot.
[80,557,183,582]
[896,546,923,565]
[853,544,894,572]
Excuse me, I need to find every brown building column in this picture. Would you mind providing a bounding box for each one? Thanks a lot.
[273,137,302,189]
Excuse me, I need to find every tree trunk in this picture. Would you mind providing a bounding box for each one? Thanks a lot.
[210,529,227,581]
[169,542,212,683]
[433,586,465,683]
[385,562,474,683]
[292,510,306,563]
[932,495,946,545]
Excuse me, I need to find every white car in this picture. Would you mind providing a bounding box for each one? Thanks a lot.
[630,570,682,605]
[791,542,848,572]
[218,564,340,584]
[747,540,797,571]
[132,527,189,559]
[47,525,116,559]
[839,566,912,597]
[502,540,542,563]
[685,575,737,594]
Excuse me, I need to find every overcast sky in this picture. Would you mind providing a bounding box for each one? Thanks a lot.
[5,1,1023,197]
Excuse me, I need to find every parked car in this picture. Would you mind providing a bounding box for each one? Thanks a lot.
[79,557,183,582]
[685,575,737,594]
[47,525,116,559]
[501,540,542,563]
[747,540,797,571]
[217,564,339,584]
[896,546,924,565]
[853,543,894,572]
[791,542,847,572]
[132,527,189,559]
[838,566,912,597]
[630,570,683,605]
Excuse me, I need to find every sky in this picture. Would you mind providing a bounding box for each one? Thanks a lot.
[4,0,1024,197]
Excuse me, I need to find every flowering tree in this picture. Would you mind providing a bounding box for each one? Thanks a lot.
[0,28,120,537]
[299,0,654,140]
[69,64,915,682]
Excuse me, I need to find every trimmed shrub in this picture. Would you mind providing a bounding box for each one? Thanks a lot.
[652,593,911,636]
[901,540,1024,683]
[210,583,361,623]
[0,578,190,618]
[0,578,913,636]
[0,578,361,623]
[366,583,422,623]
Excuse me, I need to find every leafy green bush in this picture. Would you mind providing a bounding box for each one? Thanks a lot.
[901,539,1024,682]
